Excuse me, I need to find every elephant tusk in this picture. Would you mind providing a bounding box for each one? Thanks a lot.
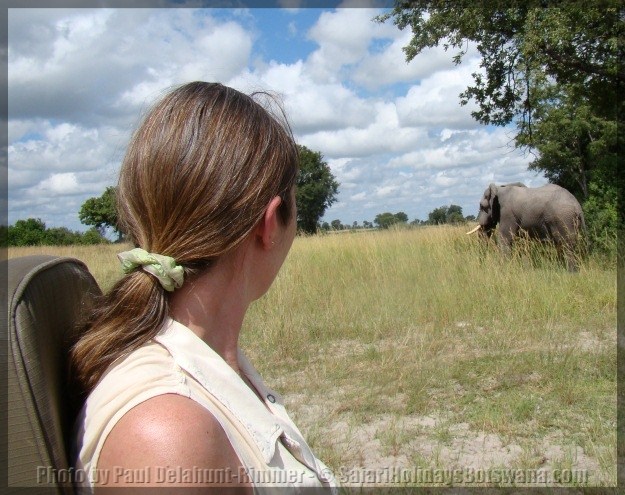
[466,225,482,235]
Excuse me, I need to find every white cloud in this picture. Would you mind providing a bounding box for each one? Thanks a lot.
[394,56,483,129]
[33,173,82,196]
[300,100,430,158]
[9,9,254,126]
[236,60,376,134]
[9,122,122,175]
[305,9,382,82]
[350,191,367,201]
[352,30,459,90]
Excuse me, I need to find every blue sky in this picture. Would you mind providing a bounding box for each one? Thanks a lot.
[7,6,546,232]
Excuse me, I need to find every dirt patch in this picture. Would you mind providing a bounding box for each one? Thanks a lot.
[576,330,606,353]
[285,398,608,486]
[275,322,615,487]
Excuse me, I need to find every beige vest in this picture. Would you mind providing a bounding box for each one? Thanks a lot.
[73,318,338,494]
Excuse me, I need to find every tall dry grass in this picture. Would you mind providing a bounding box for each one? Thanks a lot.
[241,225,616,485]
[8,243,132,292]
[8,225,617,486]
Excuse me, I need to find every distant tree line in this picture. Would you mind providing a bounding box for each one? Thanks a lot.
[320,205,475,231]
[5,218,108,247]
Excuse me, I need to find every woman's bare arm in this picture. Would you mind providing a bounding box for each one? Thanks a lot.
[96,393,253,494]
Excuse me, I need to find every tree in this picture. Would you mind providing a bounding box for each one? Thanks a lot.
[446,204,465,224]
[8,218,47,246]
[44,227,83,246]
[79,186,121,240]
[374,212,408,229]
[427,205,466,225]
[80,227,110,245]
[394,212,409,223]
[379,3,622,131]
[330,219,343,231]
[582,182,618,256]
[6,218,108,246]
[296,145,340,234]
[518,87,618,202]
[427,206,448,225]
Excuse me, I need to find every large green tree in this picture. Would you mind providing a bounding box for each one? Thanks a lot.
[379,2,622,130]
[518,88,617,201]
[79,186,121,240]
[296,145,340,234]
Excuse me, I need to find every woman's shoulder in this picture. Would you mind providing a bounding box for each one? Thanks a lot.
[97,394,252,491]
[91,340,178,391]
[81,340,187,426]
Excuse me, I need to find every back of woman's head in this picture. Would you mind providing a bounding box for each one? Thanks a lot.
[72,82,298,394]
[120,81,297,261]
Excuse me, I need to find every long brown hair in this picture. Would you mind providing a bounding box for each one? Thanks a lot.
[71,82,298,395]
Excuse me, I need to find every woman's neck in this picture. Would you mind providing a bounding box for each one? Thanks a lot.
[168,252,251,374]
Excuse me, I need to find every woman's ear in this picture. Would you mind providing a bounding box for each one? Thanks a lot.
[255,196,283,249]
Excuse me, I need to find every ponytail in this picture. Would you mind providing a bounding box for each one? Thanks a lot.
[71,271,168,395]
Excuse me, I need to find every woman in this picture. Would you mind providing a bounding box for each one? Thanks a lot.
[71,82,337,493]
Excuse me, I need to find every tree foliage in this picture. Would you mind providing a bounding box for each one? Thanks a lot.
[7,218,108,246]
[517,83,619,203]
[380,2,622,129]
[79,186,121,239]
[427,205,466,225]
[374,211,409,229]
[296,145,340,234]
[582,182,618,257]
[330,219,343,230]
[8,218,47,246]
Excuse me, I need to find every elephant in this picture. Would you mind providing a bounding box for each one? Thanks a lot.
[467,183,585,271]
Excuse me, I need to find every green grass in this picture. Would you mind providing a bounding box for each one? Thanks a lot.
[9,224,617,487]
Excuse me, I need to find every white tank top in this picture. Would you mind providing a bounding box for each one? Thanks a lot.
[72,318,338,494]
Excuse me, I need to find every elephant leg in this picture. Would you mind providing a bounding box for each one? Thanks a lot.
[563,240,581,272]
[497,223,516,257]
[552,227,580,272]
[497,231,513,256]
[566,254,579,272]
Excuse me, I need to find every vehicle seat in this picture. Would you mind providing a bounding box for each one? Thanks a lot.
[6,255,102,493]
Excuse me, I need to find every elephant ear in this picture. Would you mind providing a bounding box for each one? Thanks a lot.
[480,183,494,210]
[489,184,500,223]
[483,183,496,209]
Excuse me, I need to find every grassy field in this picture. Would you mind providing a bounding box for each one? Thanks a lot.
[9,225,617,487]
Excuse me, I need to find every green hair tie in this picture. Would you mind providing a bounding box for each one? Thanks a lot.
[117,248,184,292]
